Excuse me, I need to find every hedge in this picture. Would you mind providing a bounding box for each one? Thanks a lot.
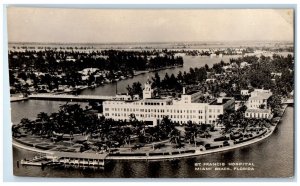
[214,136,229,142]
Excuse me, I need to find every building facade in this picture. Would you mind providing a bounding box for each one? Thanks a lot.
[248,89,272,109]
[245,89,273,119]
[245,109,272,119]
[102,82,235,126]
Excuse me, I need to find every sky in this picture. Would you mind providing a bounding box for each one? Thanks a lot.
[7,8,294,43]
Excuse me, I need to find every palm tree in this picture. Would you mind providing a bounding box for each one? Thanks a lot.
[240,118,248,133]
[37,112,49,122]
[12,125,21,137]
[36,112,51,135]
[169,129,180,144]
[20,118,33,133]
[216,114,224,128]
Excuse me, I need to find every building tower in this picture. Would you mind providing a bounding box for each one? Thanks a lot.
[143,80,154,99]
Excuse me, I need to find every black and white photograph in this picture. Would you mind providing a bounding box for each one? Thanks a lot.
[7,7,294,178]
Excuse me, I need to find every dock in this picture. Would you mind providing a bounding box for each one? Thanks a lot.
[49,151,108,168]
[282,98,294,106]
[17,149,109,170]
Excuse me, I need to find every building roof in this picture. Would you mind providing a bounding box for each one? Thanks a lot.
[142,98,171,102]
[249,92,272,100]
[209,98,233,105]
[186,90,200,95]
[245,108,271,114]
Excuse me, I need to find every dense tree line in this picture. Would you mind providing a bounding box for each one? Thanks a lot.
[128,54,293,100]
[151,67,207,90]
[9,49,183,73]
[13,103,181,147]
[9,49,183,93]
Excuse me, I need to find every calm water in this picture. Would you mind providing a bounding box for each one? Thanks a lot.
[10,55,294,178]
[11,55,234,122]
[12,107,294,178]
[80,55,234,96]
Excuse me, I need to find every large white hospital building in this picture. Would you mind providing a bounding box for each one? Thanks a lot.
[102,81,235,126]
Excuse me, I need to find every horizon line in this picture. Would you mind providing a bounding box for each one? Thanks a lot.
[8,40,294,45]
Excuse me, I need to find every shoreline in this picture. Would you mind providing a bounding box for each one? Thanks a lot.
[12,105,287,161]
[108,126,275,160]
[10,64,183,103]
[11,126,275,161]
[10,97,29,102]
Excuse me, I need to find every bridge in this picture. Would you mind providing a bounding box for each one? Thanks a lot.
[28,94,115,102]
[282,98,294,105]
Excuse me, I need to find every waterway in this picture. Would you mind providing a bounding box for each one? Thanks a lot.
[80,55,234,96]
[12,107,294,178]
[10,55,294,178]
[10,55,234,123]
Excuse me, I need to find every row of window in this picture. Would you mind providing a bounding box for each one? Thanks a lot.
[250,100,266,103]
[208,114,218,119]
[107,113,205,120]
[105,101,168,106]
[245,112,269,118]
[105,101,140,105]
[105,107,206,114]
[207,120,216,124]
[208,109,221,113]
[249,104,267,108]
[144,102,164,106]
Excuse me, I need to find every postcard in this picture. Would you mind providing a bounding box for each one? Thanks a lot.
[7,7,294,178]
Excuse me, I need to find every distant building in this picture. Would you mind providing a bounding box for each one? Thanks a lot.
[241,89,250,96]
[210,53,217,58]
[231,62,239,69]
[271,72,282,77]
[205,78,216,83]
[248,90,272,109]
[81,75,89,81]
[250,89,271,97]
[115,94,132,101]
[245,89,273,119]
[78,68,99,76]
[174,53,185,57]
[222,65,231,71]
[66,56,76,62]
[240,61,250,68]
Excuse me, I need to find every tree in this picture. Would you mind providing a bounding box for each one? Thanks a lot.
[268,94,282,117]
[127,81,143,97]
[20,118,32,132]
[177,71,183,82]
[12,125,21,137]
[205,64,209,71]
[151,72,161,88]
[17,72,28,82]
[170,129,180,144]
[131,82,143,97]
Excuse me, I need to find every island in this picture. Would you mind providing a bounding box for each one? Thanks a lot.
[12,53,293,170]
